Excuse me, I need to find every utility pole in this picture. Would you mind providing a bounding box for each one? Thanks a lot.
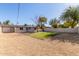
[17,3,20,25]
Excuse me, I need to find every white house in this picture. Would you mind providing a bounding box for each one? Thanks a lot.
[14,25,35,33]
[0,25,35,33]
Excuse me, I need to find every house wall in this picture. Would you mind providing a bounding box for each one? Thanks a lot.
[2,27,14,33]
[15,27,26,33]
[26,27,35,32]
[14,27,35,33]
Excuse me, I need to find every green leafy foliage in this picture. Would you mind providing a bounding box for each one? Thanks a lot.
[3,20,10,25]
[60,6,79,28]
[49,18,60,28]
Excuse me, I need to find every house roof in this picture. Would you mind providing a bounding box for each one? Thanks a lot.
[0,24,35,28]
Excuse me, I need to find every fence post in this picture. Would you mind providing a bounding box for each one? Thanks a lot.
[78,27,79,34]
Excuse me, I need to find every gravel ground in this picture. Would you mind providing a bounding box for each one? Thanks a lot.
[0,33,79,56]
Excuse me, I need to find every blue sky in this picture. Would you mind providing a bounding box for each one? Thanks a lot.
[0,3,78,26]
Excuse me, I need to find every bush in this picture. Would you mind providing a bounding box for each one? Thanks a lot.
[52,24,58,28]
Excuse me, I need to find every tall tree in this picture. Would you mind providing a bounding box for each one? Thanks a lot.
[24,24,28,26]
[60,6,79,28]
[31,16,47,32]
[3,20,10,25]
[38,16,47,28]
[49,18,60,28]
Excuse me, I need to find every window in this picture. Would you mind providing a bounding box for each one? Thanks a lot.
[26,27,31,30]
[28,27,31,29]
[26,27,28,30]
[20,27,23,30]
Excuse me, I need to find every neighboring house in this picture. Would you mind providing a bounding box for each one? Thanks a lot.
[0,25,35,33]
[14,25,35,33]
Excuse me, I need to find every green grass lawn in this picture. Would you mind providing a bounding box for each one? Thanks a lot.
[30,32,57,39]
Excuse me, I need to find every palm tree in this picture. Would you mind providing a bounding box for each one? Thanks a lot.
[49,18,60,28]
[60,6,79,28]
[31,16,47,32]
[38,16,47,31]
[38,16,47,26]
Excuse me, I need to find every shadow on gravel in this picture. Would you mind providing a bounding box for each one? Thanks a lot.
[50,33,79,44]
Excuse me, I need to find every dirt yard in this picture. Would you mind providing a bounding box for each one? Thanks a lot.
[0,33,79,56]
